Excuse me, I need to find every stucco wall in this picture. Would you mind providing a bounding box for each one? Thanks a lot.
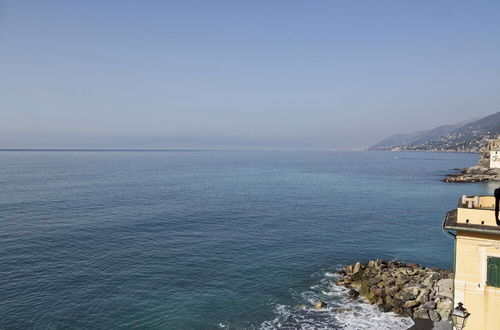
[490,151,500,169]
[454,231,500,330]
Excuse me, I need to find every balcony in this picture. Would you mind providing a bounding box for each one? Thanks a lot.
[444,195,500,235]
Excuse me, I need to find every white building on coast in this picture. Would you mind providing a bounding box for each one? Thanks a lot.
[488,138,500,168]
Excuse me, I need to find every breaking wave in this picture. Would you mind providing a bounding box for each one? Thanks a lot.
[260,271,414,330]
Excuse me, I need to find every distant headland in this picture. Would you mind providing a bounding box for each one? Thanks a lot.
[369,112,500,153]
[368,111,500,182]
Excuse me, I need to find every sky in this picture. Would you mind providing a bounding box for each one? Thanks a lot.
[1,1,500,149]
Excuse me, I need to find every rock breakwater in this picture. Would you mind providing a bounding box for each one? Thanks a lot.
[336,260,454,322]
[444,143,500,182]
[443,166,500,182]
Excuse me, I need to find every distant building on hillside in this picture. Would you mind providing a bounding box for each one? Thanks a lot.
[488,138,500,169]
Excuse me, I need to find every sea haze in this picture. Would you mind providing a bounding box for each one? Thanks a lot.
[0,150,492,329]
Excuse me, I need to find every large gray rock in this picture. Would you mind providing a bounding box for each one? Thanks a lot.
[436,298,453,321]
[352,262,361,275]
[435,279,453,299]
[386,285,399,297]
[401,287,420,300]
[416,288,430,303]
[429,309,441,322]
[391,298,404,309]
[395,278,408,288]
[334,261,454,323]
[423,301,436,309]
[368,276,382,286]
[371,287,384,297]
[403,300,420,309]
[423,274,438,287]
[413,307,430,319]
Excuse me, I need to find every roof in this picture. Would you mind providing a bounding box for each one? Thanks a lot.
[443,209,500,235]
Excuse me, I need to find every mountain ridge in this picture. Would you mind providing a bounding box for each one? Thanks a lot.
[370,112,500,152]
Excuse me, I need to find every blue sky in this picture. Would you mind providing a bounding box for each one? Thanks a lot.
[1,1,500,149]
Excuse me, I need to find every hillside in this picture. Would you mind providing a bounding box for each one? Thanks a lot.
[370,112,500,152]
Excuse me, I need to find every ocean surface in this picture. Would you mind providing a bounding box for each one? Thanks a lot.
[0,150,494,329]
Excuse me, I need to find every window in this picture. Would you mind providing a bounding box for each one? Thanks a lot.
[487,257,500,287]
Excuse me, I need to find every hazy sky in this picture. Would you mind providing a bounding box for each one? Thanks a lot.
[1,1,500,149]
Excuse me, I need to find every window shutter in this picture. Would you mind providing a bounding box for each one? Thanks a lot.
[487,257,500,287]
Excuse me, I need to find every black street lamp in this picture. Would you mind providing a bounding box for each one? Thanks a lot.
[451,302,470,330]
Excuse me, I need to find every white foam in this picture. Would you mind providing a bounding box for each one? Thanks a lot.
[260,271,414,330]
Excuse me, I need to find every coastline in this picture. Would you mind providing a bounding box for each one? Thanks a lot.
[367,148,500,182]
[443,166,500,182]
[366,148,480,153]
[334,260,453,329]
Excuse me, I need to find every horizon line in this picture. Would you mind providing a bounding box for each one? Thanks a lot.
[0,148,368,152]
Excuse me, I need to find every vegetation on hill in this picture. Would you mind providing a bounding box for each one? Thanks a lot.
[370,112,500,152]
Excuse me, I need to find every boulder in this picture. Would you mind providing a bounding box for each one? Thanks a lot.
[385,278,395,286]
[352,262,361,275]
[401,287,420,301]
[436,298,453,321]
[381,304,393,312]
[403,308,414,317]
[416,288,430,303]
[386,286,399,297]
[413,307,430,319]
[391,298,404,309]
[336,280,346,286]
[348,288,359,299]
[403,300,420,309]
[371,287,385,298]
[423,301,436,309]
[435,279,453,299]
[429,288,436,300]
[368,276,382,287]
[334,261,453,321]
[423,276,434,287]
[314,300,327,309]
[429,309,441,322]
[395,278,407,288]
[366,292,377,304]
[351,271,364,282]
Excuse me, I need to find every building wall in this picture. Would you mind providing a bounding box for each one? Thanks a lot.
[457,207,496,226]
[490,150,500,169]
[454,231,500,330]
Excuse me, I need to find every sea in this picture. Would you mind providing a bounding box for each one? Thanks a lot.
[0,150,494,329]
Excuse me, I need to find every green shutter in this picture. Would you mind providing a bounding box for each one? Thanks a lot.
[487,257,500,287]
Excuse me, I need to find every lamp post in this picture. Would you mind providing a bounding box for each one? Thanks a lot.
[451,302,470,330]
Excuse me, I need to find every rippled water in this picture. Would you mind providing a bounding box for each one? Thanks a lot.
[0,150,492,329]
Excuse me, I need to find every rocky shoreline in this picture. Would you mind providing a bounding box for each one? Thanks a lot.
[443,166,500,182]
[335,260,454,324]
[443,142,500,182]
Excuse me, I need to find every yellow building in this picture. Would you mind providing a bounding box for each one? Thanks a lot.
[443,193,500,330]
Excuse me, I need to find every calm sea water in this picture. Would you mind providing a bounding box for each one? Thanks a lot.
[0,150,493,329]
